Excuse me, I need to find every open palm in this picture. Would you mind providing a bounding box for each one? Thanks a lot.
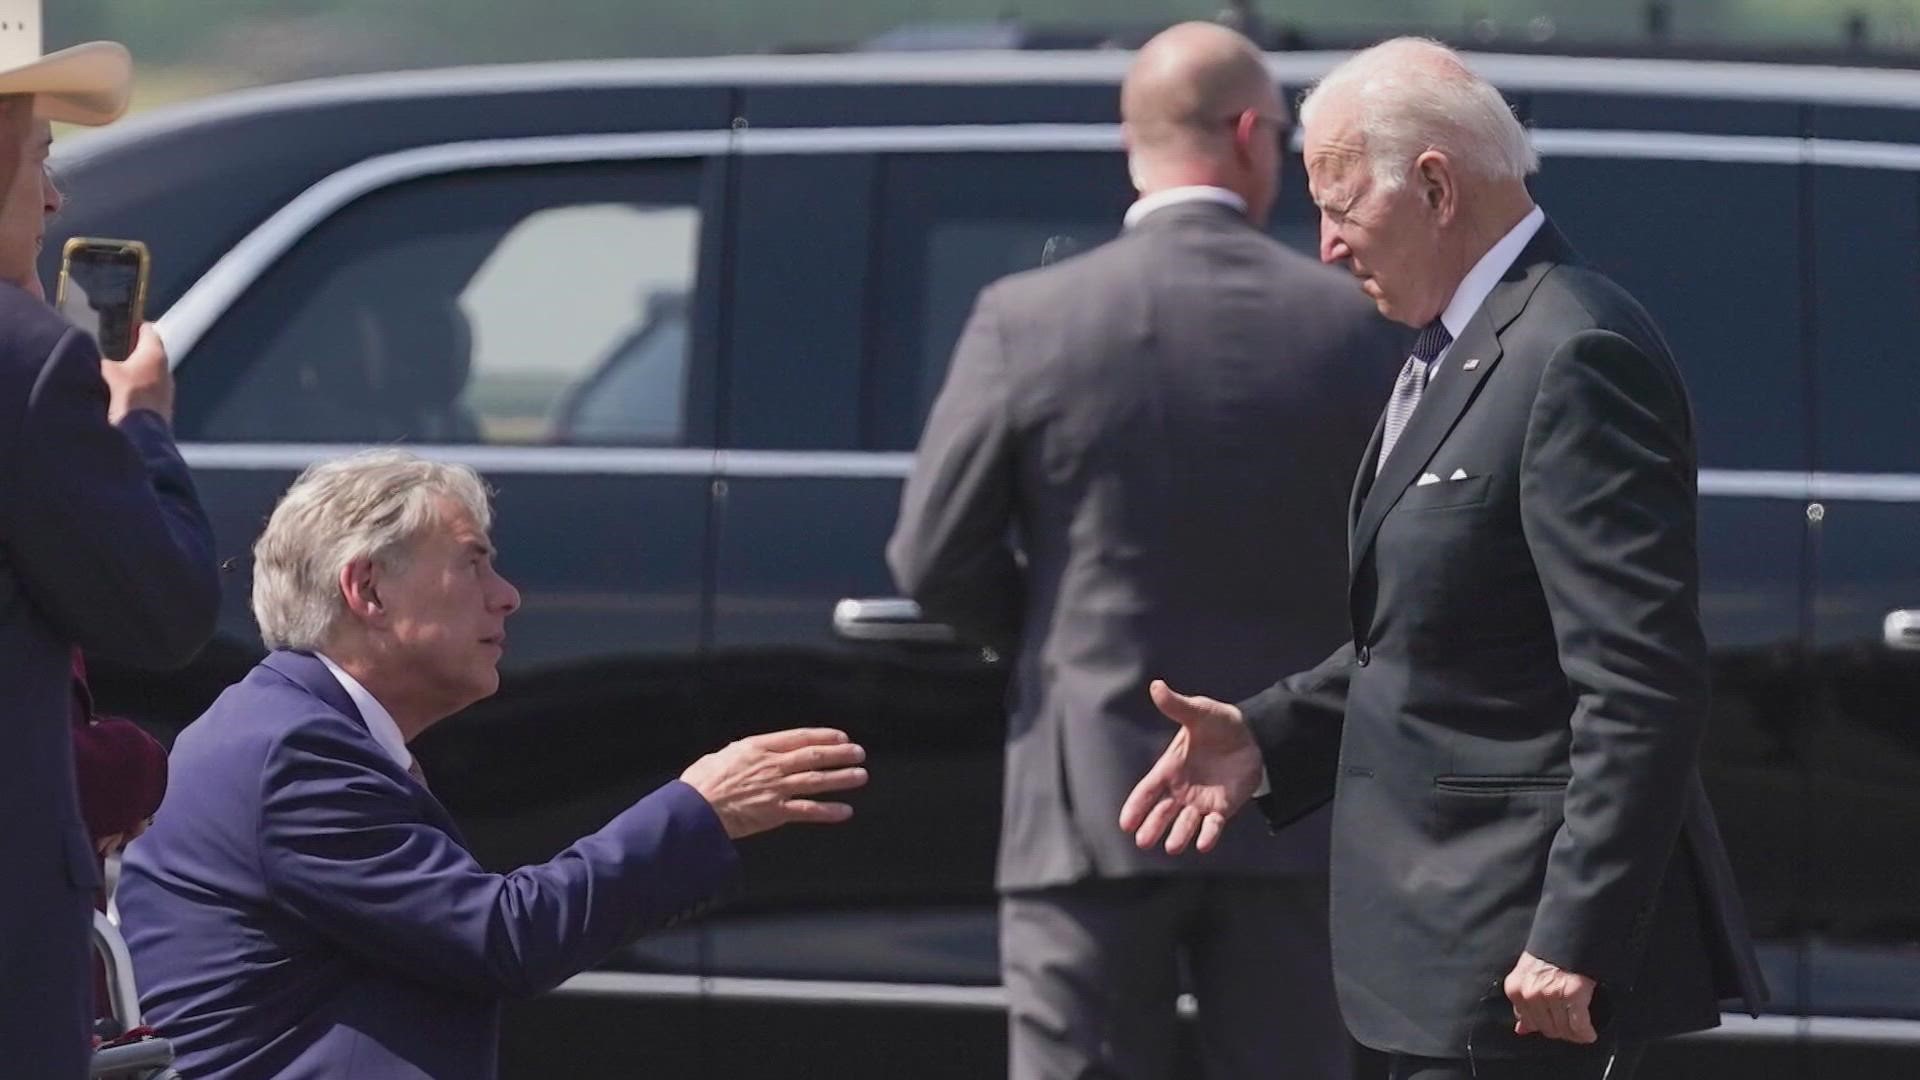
[1119,680,1265,854]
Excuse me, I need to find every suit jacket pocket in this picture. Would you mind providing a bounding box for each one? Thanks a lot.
[1397,474,1492,511]
[1433,774,1570,795]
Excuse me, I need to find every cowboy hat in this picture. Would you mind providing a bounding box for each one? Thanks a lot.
[0,0,131,126]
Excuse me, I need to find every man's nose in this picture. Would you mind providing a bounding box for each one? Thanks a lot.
[493,574,521,615]
[1319,218,1346,265]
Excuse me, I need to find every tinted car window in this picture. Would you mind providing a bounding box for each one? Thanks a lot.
[723,153,873,452]
[183,161,706,446]
[1530,157,1807,471]
[1811,165,1920,472]
[866,151,1130,450]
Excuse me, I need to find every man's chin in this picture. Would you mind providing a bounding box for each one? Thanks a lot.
[444,669,503,716]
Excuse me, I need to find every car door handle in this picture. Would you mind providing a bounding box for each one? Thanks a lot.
[832,598,958,644]
[1885,610,1920,651]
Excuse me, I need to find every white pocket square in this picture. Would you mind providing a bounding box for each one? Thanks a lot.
[1449,468,1470,481]
[1416,473,1441,486]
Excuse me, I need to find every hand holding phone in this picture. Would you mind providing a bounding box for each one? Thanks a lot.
[55,238,150,361]
[98,322,175,426]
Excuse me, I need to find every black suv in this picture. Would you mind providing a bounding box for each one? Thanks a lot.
[47,48,1920,1079]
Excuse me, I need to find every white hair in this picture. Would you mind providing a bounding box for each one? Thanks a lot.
[1299,37,1538,192]
[252,449,493,652]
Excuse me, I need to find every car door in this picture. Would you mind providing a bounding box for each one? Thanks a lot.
[1524,119,1814,1077]
[1800,144,1920,1079]
[697,131,1127,1077]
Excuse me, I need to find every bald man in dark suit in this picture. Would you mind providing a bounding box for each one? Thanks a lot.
[891,23,1405,1079]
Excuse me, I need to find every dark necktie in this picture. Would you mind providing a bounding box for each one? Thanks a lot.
[1376,320,1453,475]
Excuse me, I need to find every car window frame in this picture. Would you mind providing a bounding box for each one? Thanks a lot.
[162,134,734,450]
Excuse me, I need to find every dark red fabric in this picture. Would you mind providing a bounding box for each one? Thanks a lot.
[71,649,170,1026]
[69,650,168,843]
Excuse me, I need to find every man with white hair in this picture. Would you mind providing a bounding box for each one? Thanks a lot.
[118,450,869,1080]
[1122,37,1766,1079]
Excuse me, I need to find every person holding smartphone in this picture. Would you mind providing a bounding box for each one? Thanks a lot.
[7,111,174,852]
[0,27,221,1077]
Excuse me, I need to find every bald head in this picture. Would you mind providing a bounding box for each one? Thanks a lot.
[1123,22,1280,159]
[1121,22,1284,221]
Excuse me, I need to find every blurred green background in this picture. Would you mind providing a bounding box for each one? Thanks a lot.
[42,1,1920,113]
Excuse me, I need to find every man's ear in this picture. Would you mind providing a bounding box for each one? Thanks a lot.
[339,558,384,621]
[1415,150,1456,222]
[1232,108,1261,168]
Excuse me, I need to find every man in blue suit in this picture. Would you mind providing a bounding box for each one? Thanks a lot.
[0,26,222,1076]
[119,450,869,1080]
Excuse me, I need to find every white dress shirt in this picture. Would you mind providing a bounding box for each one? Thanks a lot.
[1247,205,1546,801]
[1124,185,1248,230]
[317,652,415,773]
[1428,204,1546,375]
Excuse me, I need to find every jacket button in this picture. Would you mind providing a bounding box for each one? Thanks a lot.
[1356,645,1371,666]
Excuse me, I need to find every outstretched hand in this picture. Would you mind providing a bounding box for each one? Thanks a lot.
[680,728,868,840]
[1118,680,1264,855]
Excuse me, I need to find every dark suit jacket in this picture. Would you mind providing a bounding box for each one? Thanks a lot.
[0,283,218,1074]
[118,651,739,1080]
[1239,221,1768,1057]
[889,200,1406,889]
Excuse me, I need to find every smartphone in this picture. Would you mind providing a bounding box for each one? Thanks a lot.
[55,238,151,362]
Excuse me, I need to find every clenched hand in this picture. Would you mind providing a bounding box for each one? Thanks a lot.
[680,728,868,839]
[1506,951,1599,1044]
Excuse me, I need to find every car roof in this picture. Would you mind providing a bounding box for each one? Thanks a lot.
[44,48,1920,315]
[60,48,1920,165]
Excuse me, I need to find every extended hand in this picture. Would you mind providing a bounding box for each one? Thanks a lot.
[1505,951,1599,1044]
[1117,680,1263,855]
[680,728,868,840]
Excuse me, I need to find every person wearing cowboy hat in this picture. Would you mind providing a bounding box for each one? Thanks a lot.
[0,3,219,1075]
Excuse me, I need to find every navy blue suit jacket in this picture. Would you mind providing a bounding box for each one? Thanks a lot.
[119,651,739,1080]
[0,282,218,1076]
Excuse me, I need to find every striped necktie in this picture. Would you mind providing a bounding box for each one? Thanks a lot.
[1376,320,1453,475]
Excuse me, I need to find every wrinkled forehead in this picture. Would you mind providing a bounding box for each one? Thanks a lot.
[1304,121,1366,202]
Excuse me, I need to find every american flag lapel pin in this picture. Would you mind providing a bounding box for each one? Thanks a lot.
[1461,357,1481,371]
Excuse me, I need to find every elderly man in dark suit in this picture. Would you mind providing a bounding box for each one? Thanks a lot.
[889,22,1404,1079]
[0,25,222,1077]
[118,450,869,1080]
[1123,37,1768,1080]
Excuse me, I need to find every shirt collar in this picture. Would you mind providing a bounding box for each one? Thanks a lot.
[1124,186,1248,229]
[316,652,414,772]
[1437,204,1546,341]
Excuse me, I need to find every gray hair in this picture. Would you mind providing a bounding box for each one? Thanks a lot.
[252,449,493,652]
[1299,37,1537,192]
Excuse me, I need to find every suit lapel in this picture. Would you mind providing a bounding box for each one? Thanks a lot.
[1348,409,1387,547]
[1347,221,1573,588]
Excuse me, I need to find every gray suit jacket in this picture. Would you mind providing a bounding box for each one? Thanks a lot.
[1241,221,1768,1057]
[889,200,1406,890]
[0,282,220,1074]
